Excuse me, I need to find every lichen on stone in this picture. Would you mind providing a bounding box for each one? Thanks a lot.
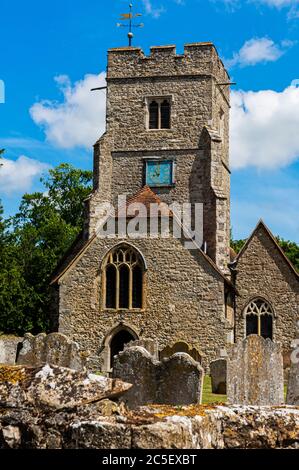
[0,365,26,385]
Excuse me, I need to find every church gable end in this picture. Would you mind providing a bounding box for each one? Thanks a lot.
[234,221,299,351]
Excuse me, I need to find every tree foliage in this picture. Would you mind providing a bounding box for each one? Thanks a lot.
[231,234,299,272]
[230,238,246,255]
[276,237,299,272]
[0,163,92,335]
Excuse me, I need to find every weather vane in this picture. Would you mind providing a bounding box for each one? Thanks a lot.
[117,3,144,47]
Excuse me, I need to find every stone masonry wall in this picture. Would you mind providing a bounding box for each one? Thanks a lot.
[58,235,231,372]
[86,43,231,271]
[235,224,299,353]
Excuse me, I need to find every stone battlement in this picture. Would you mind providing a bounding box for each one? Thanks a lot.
[107,42,229,81]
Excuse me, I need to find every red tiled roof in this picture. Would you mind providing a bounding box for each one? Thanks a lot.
[118,186,173,218]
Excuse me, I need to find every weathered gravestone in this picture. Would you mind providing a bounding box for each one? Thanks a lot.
[157,353,204,405]
[227,335,284,406]
[113,346,204,408]
[286,338,299,405]
[16,333,89,371]
[210,358,227,394]
[0,336,23,365]
[125,338,159,360]
[113,347,157,406]
[283,350,292,381]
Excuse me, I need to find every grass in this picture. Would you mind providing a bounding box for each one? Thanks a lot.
[202,376,227,404]
[202,377,288,404]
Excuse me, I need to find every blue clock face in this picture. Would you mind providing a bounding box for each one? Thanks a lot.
[146,160,173,187]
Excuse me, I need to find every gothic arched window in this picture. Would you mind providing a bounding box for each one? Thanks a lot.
[244,299,274,340]
[148,98,171,129]
[103,245,145,310]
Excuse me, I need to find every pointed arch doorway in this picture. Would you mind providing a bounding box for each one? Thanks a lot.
[103,324,139,373]
[110,329,136,369]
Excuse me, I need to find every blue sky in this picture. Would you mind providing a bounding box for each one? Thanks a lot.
[0,0,299,242]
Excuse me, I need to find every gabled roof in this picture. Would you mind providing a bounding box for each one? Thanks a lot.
[51,186,234,288]
[117,185,173,217]
[235,219,299,279]
[50,230,94,285]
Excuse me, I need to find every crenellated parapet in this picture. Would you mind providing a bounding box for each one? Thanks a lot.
[107,43,229,86]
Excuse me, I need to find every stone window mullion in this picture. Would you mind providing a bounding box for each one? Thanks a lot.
[258,315,261,336]
[116,266,120,310]
[158,100,161,129]
[129,267,133,310]
[147,97,171,130]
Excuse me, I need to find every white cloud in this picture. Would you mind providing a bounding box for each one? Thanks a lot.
[29,71,299,172]
[215,0,299,16]
[255,0,299,6]
[230,81,299,169]
[142,0,165,17]
[219,0,299,5]
[226,37,294,68]
[30,73,106,149]
[0,137,47,150]
[252,0,299,17]
[0,156,49,195]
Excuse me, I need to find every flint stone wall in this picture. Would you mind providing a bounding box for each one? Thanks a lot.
[58,233,231,373]
[0,336,22,365]
[227,335,284,406]
[16,333,88,371]
[234,223,299,355]
[113,346,204,408]
[210,358,227,394]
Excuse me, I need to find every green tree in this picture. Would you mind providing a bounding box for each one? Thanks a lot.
[40,163,93,227]
[277,237,299,272]
[0,149,37,334]
[230,232,299,272]
[0,163,92,335]
[230,238,246,254]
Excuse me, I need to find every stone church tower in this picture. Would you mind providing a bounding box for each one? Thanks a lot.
[87,43,231,272]
[51,43,235,372]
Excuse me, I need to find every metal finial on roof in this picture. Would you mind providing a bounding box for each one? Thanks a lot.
[117,3,144,47]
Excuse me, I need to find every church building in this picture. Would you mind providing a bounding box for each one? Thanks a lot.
[51,43,299,373]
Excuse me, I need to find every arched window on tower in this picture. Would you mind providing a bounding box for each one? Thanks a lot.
[244,299,274,340]
[103,245,145,310]
[148,98,171,129]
